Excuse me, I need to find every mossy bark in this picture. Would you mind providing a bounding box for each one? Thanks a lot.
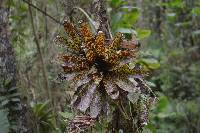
[0,4,27,133]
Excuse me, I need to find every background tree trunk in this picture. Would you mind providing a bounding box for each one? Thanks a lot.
[0,2,27,133]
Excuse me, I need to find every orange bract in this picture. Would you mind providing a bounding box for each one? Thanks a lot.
[95,31,106,57]
[63,20,78,40]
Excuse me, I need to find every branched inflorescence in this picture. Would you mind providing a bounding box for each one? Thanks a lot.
[55,20,156,131]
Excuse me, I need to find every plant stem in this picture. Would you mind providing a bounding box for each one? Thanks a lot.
[23,0,61,24]
[28,3,51,101]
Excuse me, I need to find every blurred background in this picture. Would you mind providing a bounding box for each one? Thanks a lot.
[0,0,200,132]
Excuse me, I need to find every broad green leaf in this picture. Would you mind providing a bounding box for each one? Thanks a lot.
[120,6,139,10]
[168,0,183,7]
[167,13,176,22]
[116,28,136,34]
[136,29,151,39]
[110,0,122,8]
[145,123,157,133]
[122,9,139,24]
[191,7,200,15]
[139,58,160,69]
[157,96,169,112]
[160,0,184,8]
[111,13,122,24]
[59,111,74,119]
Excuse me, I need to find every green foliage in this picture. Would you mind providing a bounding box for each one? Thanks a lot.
[160,0,185,8]
[0,110,10,133]
[0,79,21,109]
[108,0,142,36]
[30,102,56,133]
[136,58,160,70]
[141,0,200,132]
[57,107,75,132]
[191,7,200,15]
[136,29,151,39]
[0,79,22,132]
[9,0,28,50]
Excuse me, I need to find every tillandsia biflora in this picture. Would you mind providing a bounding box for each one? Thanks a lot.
[54,20,157,132]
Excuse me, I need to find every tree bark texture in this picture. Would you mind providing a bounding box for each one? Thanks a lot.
[0,5,27,133]
[91,0,112,39]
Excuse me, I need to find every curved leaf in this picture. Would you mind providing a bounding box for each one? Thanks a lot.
[103,79,119,99]
[77,83,97,112]
[89,92,102,118]
[115,77,140,93]
[127,92,140,104]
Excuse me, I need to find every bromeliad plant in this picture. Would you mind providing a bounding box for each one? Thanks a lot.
[55,20,156,131]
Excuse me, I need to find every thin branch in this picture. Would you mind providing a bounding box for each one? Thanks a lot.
[22,0,62,25]
[70,7,97,33]
[28,2,51,100]
[44,6,48,43]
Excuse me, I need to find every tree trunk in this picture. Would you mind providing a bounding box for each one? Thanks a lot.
[0,3,27,133]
